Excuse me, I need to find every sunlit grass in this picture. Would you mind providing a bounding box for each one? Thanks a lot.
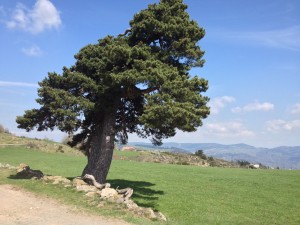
[1,146,300,225]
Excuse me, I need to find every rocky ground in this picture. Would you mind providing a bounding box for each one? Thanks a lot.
[0,184,131,225]
[0,163,167,223]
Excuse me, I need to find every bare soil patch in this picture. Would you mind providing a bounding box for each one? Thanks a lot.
[0,185,131,225]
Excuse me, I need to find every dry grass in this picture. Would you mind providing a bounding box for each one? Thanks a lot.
[0,133,82,156]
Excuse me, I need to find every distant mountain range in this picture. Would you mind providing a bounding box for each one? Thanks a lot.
[128,142,300,169]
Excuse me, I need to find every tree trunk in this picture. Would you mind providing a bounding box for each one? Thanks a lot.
[81,102,119,184]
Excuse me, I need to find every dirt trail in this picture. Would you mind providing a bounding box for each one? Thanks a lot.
[0,185,131,225]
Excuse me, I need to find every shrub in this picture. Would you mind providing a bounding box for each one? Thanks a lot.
[56,145,64,153]
[195,150,207,160]
[236,160,251,167]
[207,156,214,161]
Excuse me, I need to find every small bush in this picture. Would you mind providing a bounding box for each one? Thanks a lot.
[207,156,214,161]
[195,150,207,160]
[236,160,251,167]
[176,161,190,166]
[56,145,64,153]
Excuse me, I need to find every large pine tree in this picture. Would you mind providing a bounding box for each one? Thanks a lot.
[16,0,210,183]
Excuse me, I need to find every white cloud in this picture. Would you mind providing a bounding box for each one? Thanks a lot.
[290,103,300,114]
[6,0,61,34]
[205,121,255,137]
[266,119,300,132]
[232,101,274,113]
[21,45,42,56]
[218,26,300,51]
[209,96,235,114]
[0,81,38,88]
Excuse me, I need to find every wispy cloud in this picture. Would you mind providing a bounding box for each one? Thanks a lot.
[0,6,5,15]
[206,121,255,137]
[0,81,38,88]
[209,96,235,114]
[216,26,300,51]
[290,103,300,115]
[232,101,274,113]
[5,0,61,34]
[266,119,300,132]
[21,45,42,57]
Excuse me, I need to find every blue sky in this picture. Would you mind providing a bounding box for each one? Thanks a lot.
[0,0,299,147]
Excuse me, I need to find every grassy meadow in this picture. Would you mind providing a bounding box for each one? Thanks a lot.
[1,146,300,225]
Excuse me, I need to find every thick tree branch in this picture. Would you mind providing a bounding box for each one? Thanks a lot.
[122,86,158,99]
[118,28,132,37]
[140,86,158,94]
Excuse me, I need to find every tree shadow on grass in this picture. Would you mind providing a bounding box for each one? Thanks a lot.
[108,179,164,210]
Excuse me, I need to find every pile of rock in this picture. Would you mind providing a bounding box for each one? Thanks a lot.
[0,163,17,170]
[10,163,167,222]
[71,176,167,221]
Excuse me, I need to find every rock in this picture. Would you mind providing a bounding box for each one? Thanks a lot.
[72,177,87,186]
[115,197,125,204]
[6,167,168,222]
[124,200,139,210]
[76,184,98,193]
[155,212,167,221]
[43,176,71,185]
[100,188,118,199]
[85,192,97,197]
[17,163,29,172]
[97,201,106,208]
[0,163,16,169]
[143,208,157,220]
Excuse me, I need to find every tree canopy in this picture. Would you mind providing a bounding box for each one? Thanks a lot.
[16,0,210,183]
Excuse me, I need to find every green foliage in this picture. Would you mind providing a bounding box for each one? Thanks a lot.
[195,149,207,160]
[208,156,214,161]
[236,160,251,167]
[16,0,209,149]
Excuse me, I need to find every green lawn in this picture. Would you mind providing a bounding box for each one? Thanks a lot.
[1,146,300,225]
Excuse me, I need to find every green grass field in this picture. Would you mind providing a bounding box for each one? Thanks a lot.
[1,146,300,225]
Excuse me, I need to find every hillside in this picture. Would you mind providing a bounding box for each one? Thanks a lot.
[129,142,300,169]
[2,132,298,169]
[0,132,81,156]
[1,133,257,169]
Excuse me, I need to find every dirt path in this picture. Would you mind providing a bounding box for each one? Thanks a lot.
[0,185,132,225]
